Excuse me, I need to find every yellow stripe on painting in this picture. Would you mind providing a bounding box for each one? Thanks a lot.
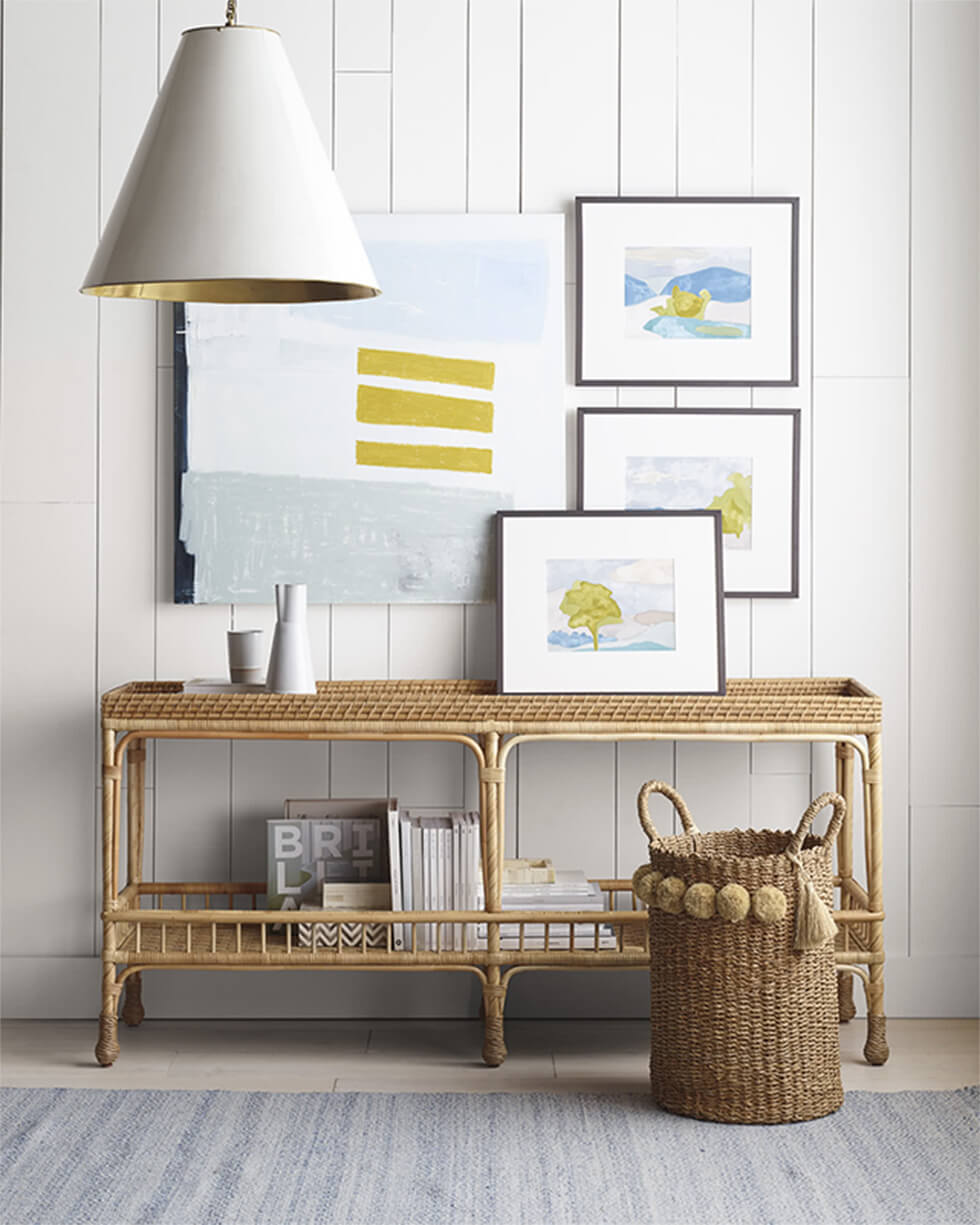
[356,440,493,475]
[358,348,496,390]
[356,385,494,433]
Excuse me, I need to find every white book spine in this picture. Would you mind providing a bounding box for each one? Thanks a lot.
[411,818,424,952]
[386,802,403,951]
[452,814,461,952]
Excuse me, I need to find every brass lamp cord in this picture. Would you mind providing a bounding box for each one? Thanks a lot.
[225,0,237,26]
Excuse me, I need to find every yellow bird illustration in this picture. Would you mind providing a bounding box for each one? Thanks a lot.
[651,285,712,320]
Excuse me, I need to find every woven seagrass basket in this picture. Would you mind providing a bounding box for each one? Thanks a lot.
[633,779,846,1125]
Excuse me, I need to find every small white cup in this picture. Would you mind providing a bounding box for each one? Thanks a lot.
[227,629,265,684]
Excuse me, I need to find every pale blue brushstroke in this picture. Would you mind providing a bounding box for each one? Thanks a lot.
[659,266,751,302]
[642,316,751,339]
[626,456,751,509]
[179,472,510,603]
[288,241,550,343]
[625,274,654,306]
[548,630,616,650]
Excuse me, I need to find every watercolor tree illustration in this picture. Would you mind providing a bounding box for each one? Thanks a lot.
[707,471,753,540]
[559,580,623,651]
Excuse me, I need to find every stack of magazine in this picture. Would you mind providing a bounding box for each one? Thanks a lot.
[477,870,616,950]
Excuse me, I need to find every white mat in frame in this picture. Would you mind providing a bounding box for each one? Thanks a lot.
[578,408,800,598]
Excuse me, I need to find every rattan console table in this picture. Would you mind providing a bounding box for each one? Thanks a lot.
[97,677,888,1068]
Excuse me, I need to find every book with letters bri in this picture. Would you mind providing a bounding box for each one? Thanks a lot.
[267,797,402,946]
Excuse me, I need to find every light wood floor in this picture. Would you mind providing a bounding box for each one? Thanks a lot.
[2,1018,976,1094]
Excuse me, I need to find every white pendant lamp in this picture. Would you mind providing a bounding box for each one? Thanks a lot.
[81,2,379,303]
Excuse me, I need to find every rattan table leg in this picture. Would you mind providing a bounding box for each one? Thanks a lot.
[863,732,889,1065]
[481,975,508,1067]
[835,741,857,1022]
[122,972,145,1028]
[96,973,122,1066]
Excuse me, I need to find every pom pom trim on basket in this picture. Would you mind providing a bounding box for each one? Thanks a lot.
[633,870,792,929]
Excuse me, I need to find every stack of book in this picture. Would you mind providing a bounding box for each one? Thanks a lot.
[477,870,616,950]
[398,810,482,951]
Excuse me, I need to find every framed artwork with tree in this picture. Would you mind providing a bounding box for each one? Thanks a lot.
[496,510,725,695]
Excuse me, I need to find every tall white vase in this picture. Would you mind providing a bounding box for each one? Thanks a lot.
[265,583,316,694]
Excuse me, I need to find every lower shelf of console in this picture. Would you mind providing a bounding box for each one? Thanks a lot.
[107,881,651,967]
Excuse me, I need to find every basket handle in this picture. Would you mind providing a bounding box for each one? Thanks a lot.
[786,792,847,858]
[637,779,699,843]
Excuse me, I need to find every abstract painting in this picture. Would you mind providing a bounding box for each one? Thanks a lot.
[578,408,800,597]
[576,197,798,386]
[546,558,675,652]
[175,214,565,603]
[625,456,753,550]
[497,511,725,695]
[625,247,751,340]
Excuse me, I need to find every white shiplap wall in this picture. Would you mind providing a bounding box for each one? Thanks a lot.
[1,0,977,1019]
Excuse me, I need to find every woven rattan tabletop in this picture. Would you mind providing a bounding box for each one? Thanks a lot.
[102,678,881,736]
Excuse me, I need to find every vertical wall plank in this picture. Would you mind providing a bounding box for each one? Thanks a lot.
[392,0,468,211]
[335,74,392,211]
[1,506,97,955]
[468,0,521,211]
[675,741,750,832]
[910,806,979,957]
[518,744,617,877]
[676,0,752,194]
[814,0,909,376]
[231,741,329,881]
[522,0,619,211]
[523,0,619,285]
[99,0,158,693]
[389,605,466,808]
[813,378,910,955]
[620,0,677,195]
[336,0,392,71]
[155,741,232,882]
[617,741,675,877]
[464,603,496,681]
[1,0,99,504]
[752,0,813,684]
[751,773,814,832]
[910,0,979,808]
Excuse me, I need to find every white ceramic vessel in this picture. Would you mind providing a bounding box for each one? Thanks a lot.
[265,584,316,694]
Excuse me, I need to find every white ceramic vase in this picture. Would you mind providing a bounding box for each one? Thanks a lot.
[265,583,316,694]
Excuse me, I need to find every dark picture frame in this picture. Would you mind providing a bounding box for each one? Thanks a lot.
[575,196,799,387]
[577,407,801,598]
[496,509,726,696]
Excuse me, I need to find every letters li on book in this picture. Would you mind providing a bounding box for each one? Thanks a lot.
[267,798,394,913]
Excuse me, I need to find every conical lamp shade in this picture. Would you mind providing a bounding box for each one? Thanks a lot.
[81,25,379,303]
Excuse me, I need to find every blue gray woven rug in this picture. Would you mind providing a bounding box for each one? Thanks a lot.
[2,1086,977,1225]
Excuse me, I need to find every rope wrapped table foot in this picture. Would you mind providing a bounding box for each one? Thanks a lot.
[864,1014,890,1065]
[481,984,508,1067]
[837,971,856,1022]
[122,973,145,1028]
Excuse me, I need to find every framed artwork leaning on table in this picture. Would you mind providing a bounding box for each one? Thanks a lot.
[578,407,800,598]
[496,510,726,696]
